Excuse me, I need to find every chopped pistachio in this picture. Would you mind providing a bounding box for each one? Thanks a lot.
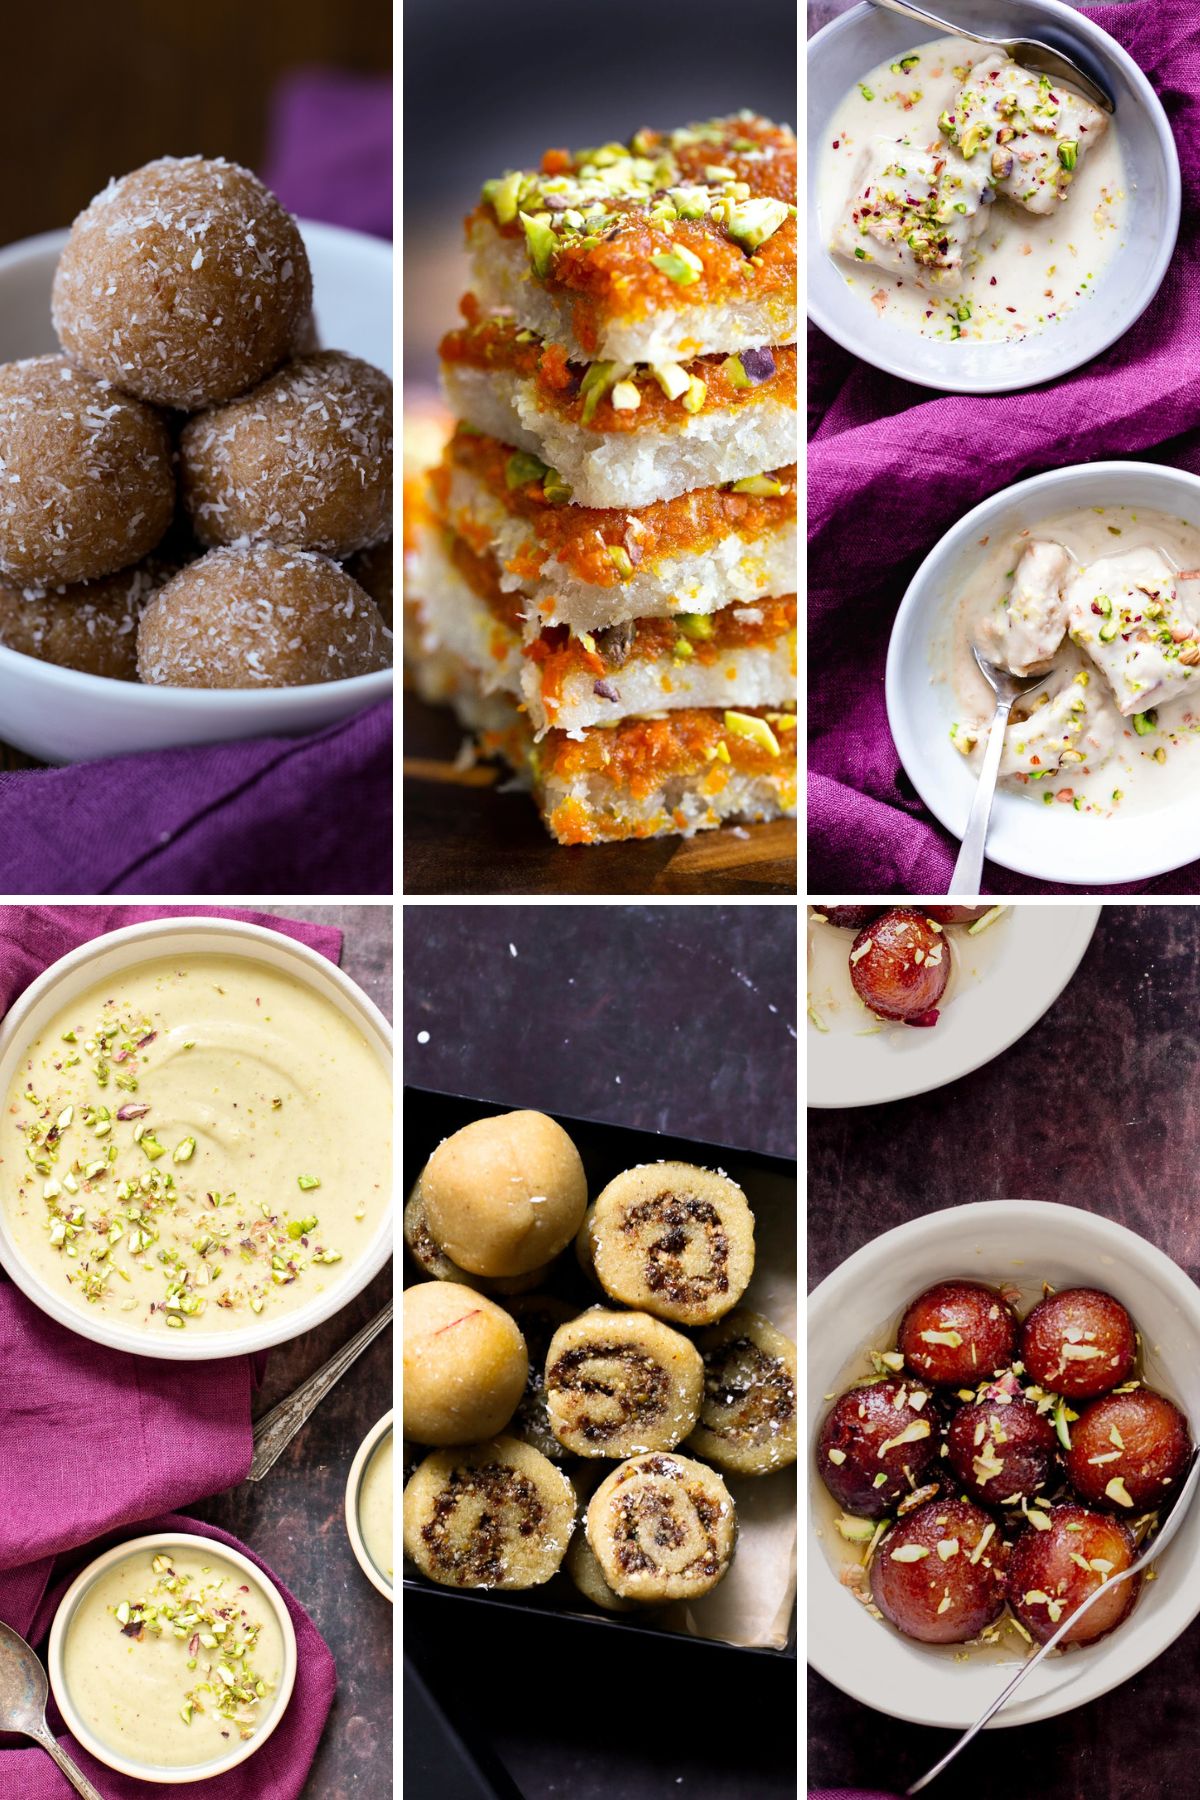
[730,473,784,497]
[677,612,715,641]
[610,379,641,412]
[724,711,781,756]
[650,361,691,401]
[519,210,558,278]
[297,1174,321,1192]
[505,450,548,491]
[650,245,703,285]
[607,545,634,580]
[681,375,706,414]
[724,195,791,251]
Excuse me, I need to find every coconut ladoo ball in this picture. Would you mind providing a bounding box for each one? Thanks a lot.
[137,543,390,688]
[0,357,174,587]
[180,352,393,558]
[345,538,393,629]
[0,557,174,680]
[421,1110,589,1279]
[403,1282,529,1445]
[52,157,313,410]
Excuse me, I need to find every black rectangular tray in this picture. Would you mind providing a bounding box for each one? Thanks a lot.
[402,1083,797,1661]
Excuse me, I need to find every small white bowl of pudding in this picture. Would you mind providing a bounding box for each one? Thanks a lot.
[807,0,1180,392]
[48,1531,297,1784]
[346,1411,393,1600]
[887,459,1200,888]
[0,915,393,1359]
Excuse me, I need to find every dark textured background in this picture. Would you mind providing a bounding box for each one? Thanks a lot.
[404,904,798,1799]
[197,906,393,1800]
[808,902,1200,1799]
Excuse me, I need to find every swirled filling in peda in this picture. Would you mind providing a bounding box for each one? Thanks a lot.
[547,1344,672,1445]
[623,1194,730,1307]
[420,1464,546,1585]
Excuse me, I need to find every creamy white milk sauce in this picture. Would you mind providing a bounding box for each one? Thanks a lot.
[63,1544,285,1768]
[939,505,1200,818]
[359,1429,393,1583]
[1,955,391,1336]
[818,35,1127,343]
[806,909,1008,1036]
[813,1281,1176,1664]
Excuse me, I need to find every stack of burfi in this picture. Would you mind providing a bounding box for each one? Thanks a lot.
[406,111,798,846]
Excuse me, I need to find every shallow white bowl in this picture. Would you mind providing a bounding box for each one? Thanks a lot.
[807,904,1099,1107]
[886,460,1200,888]
[48,1530,298,1785]
[345,1410,394,1602]
[0,915,393,1361]
[808,1199,1200,1728]
[807,0,1180,394]
[0,219,393,764]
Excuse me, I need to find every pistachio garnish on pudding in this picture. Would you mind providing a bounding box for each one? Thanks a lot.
[1,954,391,1336]
[61,1543,286,1770]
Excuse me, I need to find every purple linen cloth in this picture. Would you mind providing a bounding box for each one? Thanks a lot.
[264,70,393,241]
[0,65,393,898]
[810,4,1200,894]
[0,1512,336,1800]
[0,703,392,895]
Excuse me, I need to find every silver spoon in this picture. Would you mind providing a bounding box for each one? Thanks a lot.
[908,1450,1200,1793]
[948,647,1050,895]
[0,1620,106,1799]
[248,1300,393,1481]
[868,0,1115,112]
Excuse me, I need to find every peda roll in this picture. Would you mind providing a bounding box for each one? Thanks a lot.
[586,1452,737,1603]
[544,1307,703,1458]
[588,1161,755,1326]
[685,1309,797,1476]
[403,1436,575,1589]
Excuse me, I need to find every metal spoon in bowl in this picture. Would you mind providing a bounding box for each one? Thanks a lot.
[868,0,1115,112]
[907,1449,1200,1794]
[948,647,1050,895]
[0,1620,106,1799]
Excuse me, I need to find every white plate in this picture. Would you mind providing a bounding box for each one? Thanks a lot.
[806,0,1180,393]
[886,460,1200,888]
[808,1199,1200,1728]
[49,1530,298,1784]
[0,219,393,764]
[0,915,393,1360]
[807,904,1099,1107]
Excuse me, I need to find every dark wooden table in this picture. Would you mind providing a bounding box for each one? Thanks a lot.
[807,904,1200,1800]
[404,904,797,1800]
[404,692,797,896]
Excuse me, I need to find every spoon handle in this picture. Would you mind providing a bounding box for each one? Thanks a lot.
[33,1727,108,1800]
[868,0,997,49]
[948,698,1011,894]
[247,1301,394,1482]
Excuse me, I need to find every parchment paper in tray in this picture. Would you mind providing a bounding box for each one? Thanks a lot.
[659,1158,798,1652]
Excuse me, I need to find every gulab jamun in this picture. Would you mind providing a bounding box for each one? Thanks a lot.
[1020,1289,1137,1399]
[811,906,883,930]
[816,1377,938,1519]
[1065,1388,1192,1512]
[946,1392,1059,1506]
[1006,1504,1138,1645]
[0,356,174,587]
[870,1497,1008,1644]
[849,909,951,1025]
[52,157,313,410]
[898,1280,1018,1387]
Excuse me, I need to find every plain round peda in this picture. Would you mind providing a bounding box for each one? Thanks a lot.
[52,157,313,410]
[0,557,174,681]
[136,542,389,688]
[421,1110,589,1279]
[180,352,393,558]
[403,1436,576,1590]
[402,1282,528,1446]
[0,357,174,587]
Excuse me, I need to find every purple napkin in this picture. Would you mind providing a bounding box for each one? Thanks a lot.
[810,3,1200,894]
[0,706,392,895]
[0,1512,336,1800]
[0,63,394,898]
[264,69,393,241]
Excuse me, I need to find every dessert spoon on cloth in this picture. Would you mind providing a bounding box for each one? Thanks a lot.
[907,1449,1200,1792]
[868,0,1115,111]
[0,1622,104,1799]
[948,648,1049,895]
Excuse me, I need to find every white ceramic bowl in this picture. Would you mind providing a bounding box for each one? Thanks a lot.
[807,0,1180,394]
[0,915,393,1360]
[807,904,1099,1107]
[886,460,1200,888]
[345,1410,394,1601]
[0,219,393,764]
[808,1199,1200,1728]
[48,1530,298,1785]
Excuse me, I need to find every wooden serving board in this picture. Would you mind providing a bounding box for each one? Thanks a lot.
[403,692,796,895]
